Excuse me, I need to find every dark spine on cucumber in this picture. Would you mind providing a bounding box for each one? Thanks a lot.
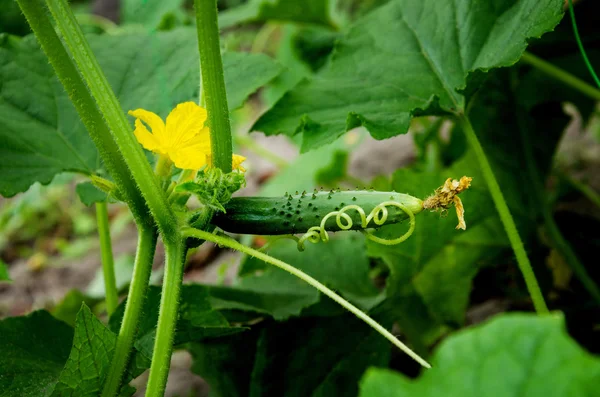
[211,190,423,235]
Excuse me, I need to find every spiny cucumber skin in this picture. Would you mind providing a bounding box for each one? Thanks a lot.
[212,190,423,235]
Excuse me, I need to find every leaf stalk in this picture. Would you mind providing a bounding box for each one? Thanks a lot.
[458,115,549,315]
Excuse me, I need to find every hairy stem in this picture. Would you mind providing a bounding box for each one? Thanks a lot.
[45,0,178,240]
[102,227,158,397]
[16,0,151,227]
[180,227,431,369]
[96,202,118,316]
[520,52,600,100]
[145,238,186,396]
[459,115,549,315]
[195,0,233,172]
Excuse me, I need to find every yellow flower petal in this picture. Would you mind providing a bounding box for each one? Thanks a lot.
[171,146,209,170]
[132,119,164,153]
[128,109,167,147]
[181,126,211,154]
[165,102,208,149]
[232,154,247,172]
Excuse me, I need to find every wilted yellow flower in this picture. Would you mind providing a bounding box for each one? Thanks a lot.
[423,176,472,230]
[129,102,246,172]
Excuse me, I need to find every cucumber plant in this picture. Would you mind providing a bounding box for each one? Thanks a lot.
[1,0,600,396]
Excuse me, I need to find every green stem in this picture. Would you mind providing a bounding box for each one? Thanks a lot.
[518,115,600,304]
[16,0,151,228]
[180,227,431,369]
[520,52,600,100]
[101,227,158,397]
[195,0,233,172]
[96,202,118,316]
[45,0,178,240]
[567,0,600,88]
[145,238,186,396]
[459,115,549,315]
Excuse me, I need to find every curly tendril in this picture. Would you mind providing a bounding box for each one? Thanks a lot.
[296,201,416,251]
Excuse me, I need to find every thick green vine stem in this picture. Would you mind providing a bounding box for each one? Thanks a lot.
[16,0,151,228]
[459,115,549,315]
[102,227,158,397]
[180,227,431,369]
[96,202,118,316]
[194,0,233,172]
[145,238,186,397]
[297,201,416,251]
[520,52,600,100]
[44,0,178,239]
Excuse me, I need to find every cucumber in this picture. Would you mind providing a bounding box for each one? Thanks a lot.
[211,190,423,235]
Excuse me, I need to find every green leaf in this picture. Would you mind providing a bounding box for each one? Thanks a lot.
[190,312,391,397]
[315,150,349,186]
[121,0,186,28]
[0,310,73,396]
[0,258,10,282]
[0,29,281,197]
[109,285,247,361]
[219,0,337,29]
[0,35,99,197]
[52,304,116,397]
[75,182,107,206]
[253,0,564,151]
[359,313,600,397]
[239,233,384,319]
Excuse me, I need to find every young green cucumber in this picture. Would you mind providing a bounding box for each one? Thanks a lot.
[212,190,423,235]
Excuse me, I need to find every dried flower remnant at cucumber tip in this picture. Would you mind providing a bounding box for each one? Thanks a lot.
[423,176,472,230]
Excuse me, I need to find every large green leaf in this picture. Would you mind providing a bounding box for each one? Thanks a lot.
[359,313,600,397]
[0,35,99,197]
[190,312,391,397]
[0,311,73,396]
[253,0,564,151]
[219,0,337,29]
[0,29,281,197]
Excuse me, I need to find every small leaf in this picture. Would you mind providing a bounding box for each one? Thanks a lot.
[52,304,116,396]
[0,311,73,396]
[75,182,107,206]
[359,313,600,397]
[253,0,564,151]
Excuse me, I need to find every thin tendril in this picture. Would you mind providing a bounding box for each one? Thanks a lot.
[297,201,416,251]
[568,0,600,88]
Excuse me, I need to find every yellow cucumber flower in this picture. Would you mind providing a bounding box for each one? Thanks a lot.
[129,102,246,172]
